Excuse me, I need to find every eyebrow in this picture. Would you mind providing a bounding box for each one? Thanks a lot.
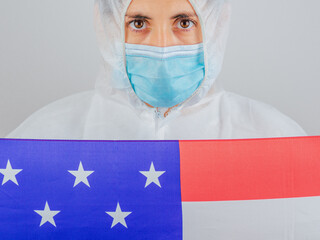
[170,12,197,19]
[125,12,197,20]
[125,13,152,20]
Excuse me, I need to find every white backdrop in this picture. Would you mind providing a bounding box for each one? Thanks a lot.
[0,0,319,137]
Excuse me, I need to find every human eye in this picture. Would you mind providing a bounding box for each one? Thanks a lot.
[128,19,147,33]
[176,18,196,31]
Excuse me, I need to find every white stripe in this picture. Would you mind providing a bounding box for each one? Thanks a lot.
[182,196,320,240]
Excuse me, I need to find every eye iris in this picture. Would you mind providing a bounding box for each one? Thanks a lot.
[180,20,190,28]
[134,20,144,29]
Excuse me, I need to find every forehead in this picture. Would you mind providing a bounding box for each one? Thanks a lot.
[126,0,197,17]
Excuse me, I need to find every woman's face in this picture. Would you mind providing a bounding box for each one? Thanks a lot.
[125,0,203,47]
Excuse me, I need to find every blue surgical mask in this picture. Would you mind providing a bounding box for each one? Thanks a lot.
[125,43,205,108]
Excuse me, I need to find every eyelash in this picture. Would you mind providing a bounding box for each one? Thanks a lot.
[127,18,197,33]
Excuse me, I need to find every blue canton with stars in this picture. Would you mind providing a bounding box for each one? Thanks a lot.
[0,139,182,240]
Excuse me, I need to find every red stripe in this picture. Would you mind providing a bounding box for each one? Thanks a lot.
[179,136,320,202]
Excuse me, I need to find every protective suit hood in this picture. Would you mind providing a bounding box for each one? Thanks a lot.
[94,0,231,113]
[6,0,307,140]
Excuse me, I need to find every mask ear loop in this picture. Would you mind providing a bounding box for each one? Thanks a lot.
[169,0,208,112]
[120,0,149,110]
[121,0,134,88]
[188,0,208,89]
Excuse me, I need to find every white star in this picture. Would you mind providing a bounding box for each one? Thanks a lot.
[0,159,22,186]
[140,162,165,188]
[106,202,132,228]
[34,201,60,227]
[68,161,94,187]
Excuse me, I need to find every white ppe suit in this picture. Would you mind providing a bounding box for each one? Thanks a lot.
[6,0,306,140]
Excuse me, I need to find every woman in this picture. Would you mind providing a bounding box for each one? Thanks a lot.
[6,0,306,139]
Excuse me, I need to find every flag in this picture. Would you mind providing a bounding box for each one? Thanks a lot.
[0,136,319,239]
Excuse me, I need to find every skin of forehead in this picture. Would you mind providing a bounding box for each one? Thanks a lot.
[125,0,197,19]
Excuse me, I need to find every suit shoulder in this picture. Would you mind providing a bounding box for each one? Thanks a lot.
[6,91,95,139]
[220,91,307,137]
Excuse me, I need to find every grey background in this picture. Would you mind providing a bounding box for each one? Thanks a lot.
[0,0,319,137]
